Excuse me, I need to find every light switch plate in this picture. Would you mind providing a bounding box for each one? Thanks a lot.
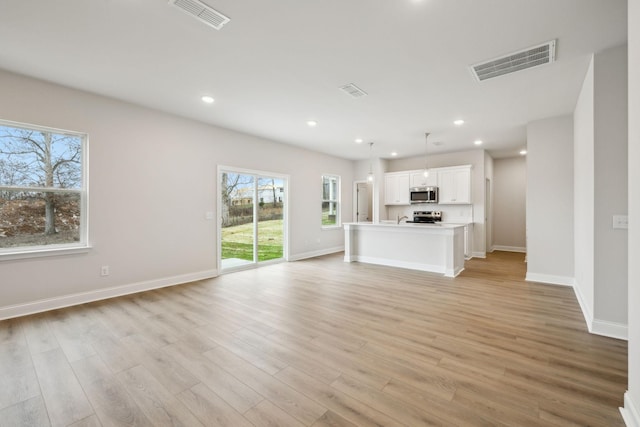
[612,215,628,229]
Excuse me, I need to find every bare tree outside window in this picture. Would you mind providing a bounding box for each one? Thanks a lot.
[0,121,85,250]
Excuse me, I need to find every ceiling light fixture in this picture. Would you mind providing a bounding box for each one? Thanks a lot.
[201,95,214,104]
[368,142,374,182]
[474,140,483,145]
[307,120,318,127]
[454,119,465,126]
[355,138,363,144]
[520,149,527,155]
[423,133,430,177]
[391,152,398,157]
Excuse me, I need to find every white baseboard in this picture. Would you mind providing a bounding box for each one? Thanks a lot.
[572,280,594,326]
[525,272,575,286]
[288,246,344,261]
[492,245,527,253]
[472,251,486,258]
[571,279,628,340]
[0,269,218,321]
[592,319,628,340]
[621,392,640,427]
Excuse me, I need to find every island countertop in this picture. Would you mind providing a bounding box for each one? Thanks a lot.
[343,222,465,277]
[345,221,465,229]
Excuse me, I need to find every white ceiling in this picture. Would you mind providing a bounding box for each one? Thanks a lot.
[0,0,628,160]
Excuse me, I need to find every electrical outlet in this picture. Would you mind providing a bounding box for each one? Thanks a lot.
[100,265,110,276]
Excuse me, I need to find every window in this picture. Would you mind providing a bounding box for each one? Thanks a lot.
[0,120,87,256]
[322,175,340,227]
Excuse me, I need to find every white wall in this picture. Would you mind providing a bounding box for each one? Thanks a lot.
[0,69,354,317]
[492,156,526,251]
[574,56,596,323]
[623,0,640,423]
[593,45,628,327]
[484,151,494,252]
[526,116,574,285]
[387,149,487,256]
[573,45,628,338]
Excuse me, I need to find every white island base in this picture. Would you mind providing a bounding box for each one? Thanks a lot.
[344,222,465,277]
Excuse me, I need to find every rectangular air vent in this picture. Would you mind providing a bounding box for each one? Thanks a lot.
[470,40,556,82]
[169,0,230,30]
[339,83,368,98]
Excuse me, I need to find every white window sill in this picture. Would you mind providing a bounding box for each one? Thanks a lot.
[0,245,92,261]
[321,225,342,230]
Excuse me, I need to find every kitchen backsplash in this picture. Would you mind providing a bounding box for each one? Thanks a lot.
[386,204,474,224]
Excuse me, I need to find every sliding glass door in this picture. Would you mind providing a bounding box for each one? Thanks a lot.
[219,169,286,271]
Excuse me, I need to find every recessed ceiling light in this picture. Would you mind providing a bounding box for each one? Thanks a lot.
[520,150,527,155]
[307,120,318,127]
[391,152,398,157]
[474,140,483,145]
[355,138,363,144]
[201,95,215,104]
[454,119,465,126]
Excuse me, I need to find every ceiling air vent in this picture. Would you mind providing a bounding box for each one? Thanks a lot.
[339,83,368,98]
[470,40,556,82]
[169,0,230,30]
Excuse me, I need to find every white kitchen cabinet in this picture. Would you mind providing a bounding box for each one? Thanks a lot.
[410,170,438,187]
[437,165,471,204]
[384,172,410,205]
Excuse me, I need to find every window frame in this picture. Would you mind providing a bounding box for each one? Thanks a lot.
[217,165,290,272]
[321,174,341,229]
[0,119,90,260]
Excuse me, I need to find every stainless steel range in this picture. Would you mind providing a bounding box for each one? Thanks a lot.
[410,211,442,223]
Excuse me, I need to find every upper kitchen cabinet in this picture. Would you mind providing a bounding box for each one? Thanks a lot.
[410,170,438,187]
[437,165,471,204]
[384,172,410,205]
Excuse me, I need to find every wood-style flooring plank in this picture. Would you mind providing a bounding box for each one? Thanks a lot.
[0,395,50,427]
[67,414,103,427]
[0,322,41,411]
[119,334,200,395]
[0,251,627,426]
[81,377,154,427]
[275,366,405,427]
[115,365,204,426]
[311,410,359,427]
[162,339,264,414]
[204,345,327,426]
[331,374,452,426]
[176,383,254,427]
[21,314,59,355]
[244,399,307,427]
[31,349,94,427]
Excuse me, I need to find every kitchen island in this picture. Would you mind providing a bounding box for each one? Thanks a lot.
[343,222,465,277]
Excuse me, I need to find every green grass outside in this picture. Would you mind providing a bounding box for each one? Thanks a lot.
[221,219,283,262]
[322,209,337,226]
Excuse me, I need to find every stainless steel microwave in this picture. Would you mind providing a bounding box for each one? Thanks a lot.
[410,186,438,204]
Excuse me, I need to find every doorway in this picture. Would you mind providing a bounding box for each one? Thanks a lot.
[219,167,288,271]
[486,177,492,253]
[354,180,372,222]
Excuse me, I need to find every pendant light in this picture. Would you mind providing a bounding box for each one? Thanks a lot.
[423,132,430,178]
[367,142,374,182]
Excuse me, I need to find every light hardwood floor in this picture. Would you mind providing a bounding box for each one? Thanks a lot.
[0,251,627,426]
